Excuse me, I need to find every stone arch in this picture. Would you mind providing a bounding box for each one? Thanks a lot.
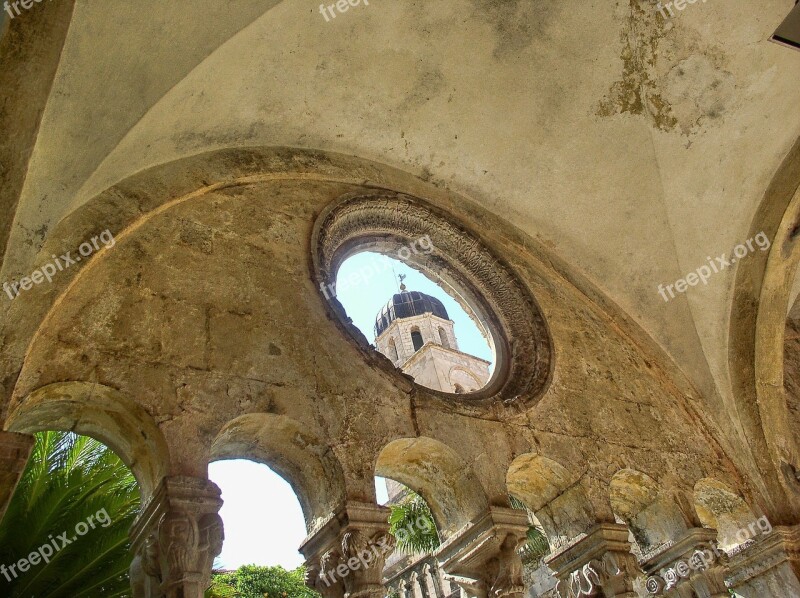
[410,326,424,352]
[609,469,689,550]
[728,135,800,518]
[209,413,346,533]
[693,477,758,549]
[448,366,481,391]
[375,437,489,537]
[4,381,170,500]
[311,189,553,411]
[506,453,595,550]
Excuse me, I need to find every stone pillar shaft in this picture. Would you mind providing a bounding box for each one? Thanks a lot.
[0,431,34,522]
[129,476,224,598]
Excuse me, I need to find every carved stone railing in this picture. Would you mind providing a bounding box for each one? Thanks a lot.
[384,554,453,598]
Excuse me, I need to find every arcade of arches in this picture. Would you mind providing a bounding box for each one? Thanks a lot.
[2,2,800,597]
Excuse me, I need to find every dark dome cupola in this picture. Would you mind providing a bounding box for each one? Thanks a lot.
[374,289,449,337]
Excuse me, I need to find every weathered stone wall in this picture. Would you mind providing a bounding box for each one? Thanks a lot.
[0,149,744,549]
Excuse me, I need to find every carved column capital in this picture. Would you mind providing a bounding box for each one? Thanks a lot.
[300,501,394,598]
[725,524,800,597]
[129,476,224,598]
[641,528,728,597]
[546,523,642,598]
[437,506,529,598]
[0,430,34,521]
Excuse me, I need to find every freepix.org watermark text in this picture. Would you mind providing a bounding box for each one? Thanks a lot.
[320,513,434,588]
[4,0,52,21]
[657,231,770,302]
[319,235,434,301]
[645,516,772,594]
[2,229,115,301]
[0,508,112,583]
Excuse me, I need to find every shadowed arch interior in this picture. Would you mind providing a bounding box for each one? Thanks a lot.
[375,437,489,537]
[507,453,595,549]
[694,478,757,549]
[4,381,170,500]
[609,469,690,549]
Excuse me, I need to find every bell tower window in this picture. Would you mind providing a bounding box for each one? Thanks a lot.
[411,329,424,352]
[438,327,450,348]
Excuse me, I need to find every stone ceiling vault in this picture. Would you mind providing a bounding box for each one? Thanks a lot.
[2,0,800,548]
[2,0,799,418]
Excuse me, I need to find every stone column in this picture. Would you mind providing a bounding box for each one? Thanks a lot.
[545,523,642,598]
[129,476,224,598]
[301,501,394,598]
[437,506,529,598]
[640,528,728,598]
[725,524,800,597]
[417,566,433,598]
[424,561,444,598]
[410,571,421,598]
[0,431,34,522]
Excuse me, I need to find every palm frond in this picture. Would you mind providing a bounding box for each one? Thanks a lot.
[509,494,551,566]
[388,490,440,555]
[0,431,140,598]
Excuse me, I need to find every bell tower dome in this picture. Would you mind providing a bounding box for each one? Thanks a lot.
[373,284,490,393]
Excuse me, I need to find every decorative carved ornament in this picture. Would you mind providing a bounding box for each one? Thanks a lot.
[129,477,224,597]
[642,529,728,597]
[556,551,640,598]
[302,502,395,598]
[546,524,641,598]
[311,192,553,410]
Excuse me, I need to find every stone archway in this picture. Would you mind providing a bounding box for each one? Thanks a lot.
[375,436,489,538]
[506,452,594,550]
[693,477,758,550]
[209,412,347,533]
[728,136,800,520]
[609,469,690,550]
[4,381,170,499]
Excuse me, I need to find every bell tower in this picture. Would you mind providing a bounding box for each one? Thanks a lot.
[373,283,490,393]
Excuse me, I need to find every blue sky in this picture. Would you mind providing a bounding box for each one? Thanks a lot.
[209,252,491,569]
[334,251,493,362]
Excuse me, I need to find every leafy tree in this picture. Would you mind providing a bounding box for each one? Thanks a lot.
[207,564,319,598]
[206,572,239,598]
[0,431,141,597]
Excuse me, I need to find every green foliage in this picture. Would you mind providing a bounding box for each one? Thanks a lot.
[509,495,551,566]
[207,564,320,598]
[206,573,239,598]
[0,431,141,598]
[388,491,441,555]
[386,489,550,567]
